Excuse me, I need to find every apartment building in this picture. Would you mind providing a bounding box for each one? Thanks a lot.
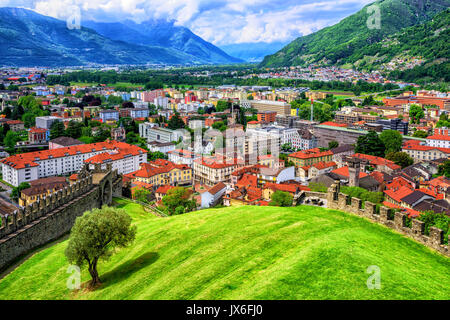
[35,116,62,130]
[257,111,277,123]
[99,109,119,123]
[6,120,24,132]
[426,134,450,149]
[249,100,291,116]
[193,156,245,186]
[403,143,450,163]
[1,140,147,186]
[130,108,149,119]
[139,125,183,143]
[168,149,200,167]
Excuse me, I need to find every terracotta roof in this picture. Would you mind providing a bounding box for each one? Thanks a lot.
[29,127,48,134]
[353,153,401,170]
[207,182,227,195]
[320,121,348,128]
[403,144,450,153]
[263,183,298,194]
[289,148,333,160]
[426,134,450,141]
[195,156,244,169]
[384,186,414,203]
[313,161,336,170]
[236,174,258,188]
[331,166,368,179]
[1,140,147,170]
[155,185,175,194]
[6,120,23,125]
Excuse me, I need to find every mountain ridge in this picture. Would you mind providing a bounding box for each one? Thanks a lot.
[260,0,450,69]
[0,7,241,67]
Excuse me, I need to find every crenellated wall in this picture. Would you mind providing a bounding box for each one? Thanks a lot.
[0,167,123,272]
[326,181,449,257]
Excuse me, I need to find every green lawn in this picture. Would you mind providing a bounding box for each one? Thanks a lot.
[0,200,449,300]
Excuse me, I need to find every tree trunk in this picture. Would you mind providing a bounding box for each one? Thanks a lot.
[88,259,100,287]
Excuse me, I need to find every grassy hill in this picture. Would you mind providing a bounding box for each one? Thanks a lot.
[260,0,450,69]
[0,199,449,300]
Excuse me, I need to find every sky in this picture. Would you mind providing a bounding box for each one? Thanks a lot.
[0,0,375,45]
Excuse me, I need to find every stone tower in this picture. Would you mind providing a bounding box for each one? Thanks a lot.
[345,157,362,187]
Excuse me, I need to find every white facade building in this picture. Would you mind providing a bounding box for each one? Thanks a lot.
[0,141,147,186]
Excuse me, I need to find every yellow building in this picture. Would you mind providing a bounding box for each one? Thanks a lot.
[288,148,333,168]
[126,159,192,188]
[305,92,327,100]
[19,178,68,207]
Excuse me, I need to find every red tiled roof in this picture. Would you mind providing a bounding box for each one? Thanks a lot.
[426,134,450,141]
[1,140,147,170]
[131,181,153,190]
[353,153,401,170]
[127,160,190,180]
[156,185,175,194]
[384,186,414,203]
[195,156,244,169]
[386,176,414,191]
[402,144,450,154]
[331,166,368,179]
[369,171,384,184]
[320,121,348,127]
[313,161,336,170]
[236,174,258,188]
[6,120,23,125]
[29,127,48,134]
[207,182,227,195]
[289,148,333,160]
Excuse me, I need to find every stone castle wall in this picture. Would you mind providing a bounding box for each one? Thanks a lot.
[0,167,123,272]
[326,181,449,257]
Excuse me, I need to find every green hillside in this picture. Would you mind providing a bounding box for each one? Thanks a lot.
[0,199,449,300]
[260,0,450,69]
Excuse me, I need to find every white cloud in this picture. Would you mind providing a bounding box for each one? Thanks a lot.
[1,0,375,45]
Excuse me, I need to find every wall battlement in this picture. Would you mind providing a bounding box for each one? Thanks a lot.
[0,165,123,272]
[0,175,94,239]
[326,181,449,257]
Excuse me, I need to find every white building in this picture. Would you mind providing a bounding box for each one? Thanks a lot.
[0,141,147,187]
[201,182,227,208]
[154,96,169,108]
[168,149,201,167]
[426,134,450,148]
[148,141,176,154]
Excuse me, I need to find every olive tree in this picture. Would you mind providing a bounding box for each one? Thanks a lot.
[65,206,137,287]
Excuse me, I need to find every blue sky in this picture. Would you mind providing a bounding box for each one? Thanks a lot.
[0,0,374,45]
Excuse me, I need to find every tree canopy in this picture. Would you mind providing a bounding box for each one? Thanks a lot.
[270,191,293,207]
[65,206,137,287]
[379,130,403,154]
[355,131,386,158]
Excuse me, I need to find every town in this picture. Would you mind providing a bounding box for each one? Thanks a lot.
[0,0,448,303]
[0,71,449,223]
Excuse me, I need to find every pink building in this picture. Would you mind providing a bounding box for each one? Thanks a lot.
[142,89,165,103]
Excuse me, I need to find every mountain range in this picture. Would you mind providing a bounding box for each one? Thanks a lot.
[0,7,242,67]
[260,0,450,71]
[219,42,289,63]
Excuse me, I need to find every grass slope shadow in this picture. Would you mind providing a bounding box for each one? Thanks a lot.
[99,252,159,289]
